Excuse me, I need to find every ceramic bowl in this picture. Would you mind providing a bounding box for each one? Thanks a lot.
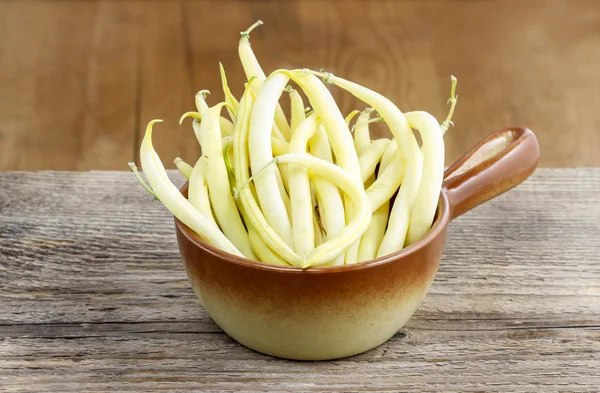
[175,127,540,360]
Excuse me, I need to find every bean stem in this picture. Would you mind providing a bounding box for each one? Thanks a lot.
[128,162,157,199]
[440,75,458,134]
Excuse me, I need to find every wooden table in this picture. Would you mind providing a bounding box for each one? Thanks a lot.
[1,169,599,392]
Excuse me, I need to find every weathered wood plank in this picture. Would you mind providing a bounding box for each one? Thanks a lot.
[1,329,598,392]
[0,169,599,391]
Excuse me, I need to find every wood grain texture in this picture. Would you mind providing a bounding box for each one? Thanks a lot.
[0,169,599,391]
[0,1,139,170]
[0,0,599,170]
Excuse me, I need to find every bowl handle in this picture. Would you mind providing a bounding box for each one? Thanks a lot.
[442,127,540,220]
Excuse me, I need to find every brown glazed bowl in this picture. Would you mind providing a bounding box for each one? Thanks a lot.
[175,127,540,360]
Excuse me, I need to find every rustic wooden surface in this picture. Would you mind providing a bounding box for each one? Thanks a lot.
[1,0,599,170]
[0,169,599,392]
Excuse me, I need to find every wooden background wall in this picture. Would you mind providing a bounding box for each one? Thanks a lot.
[1,0,598,170]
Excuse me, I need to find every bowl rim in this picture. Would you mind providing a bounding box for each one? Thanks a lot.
[175,187,450,274]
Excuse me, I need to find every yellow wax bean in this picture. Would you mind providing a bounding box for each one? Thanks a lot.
[249,228,290,266]
[313,70,422,255]
[271,138,289,156]
[288,87,306,135]
[188,156,218,228]
[358,138,389,183]
[357,174,390,262]
[180,110,235,138]
[276,153,371,268]
[289,71,361,183]
[192,100,256,259]
[354,108,374,154]
[380,139,398,172]
[239,21,291,140]
[308,125,345,266]
[288,113,319,256]
[139,120,241,256]
[344,110,361,126]
[234,82,302,265]
[289,70,362,264]
[219,62,239,122]
[248,72,294,248]
[173,157,193,179]
[404,111,444,245]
